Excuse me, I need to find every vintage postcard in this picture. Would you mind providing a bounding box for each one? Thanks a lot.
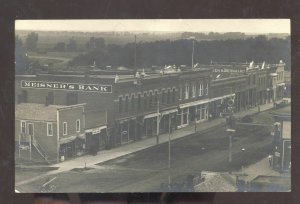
[14,19,291,193]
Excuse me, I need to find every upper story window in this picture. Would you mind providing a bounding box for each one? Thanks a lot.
[167,89,171,104]
[67,92,78,105]
[48,92,54,105]
[154,91,158,104]
[119,96,123,113]
[184,83,189,99]
[205,83,209,95]
[149,92,153,108]
[137,94,141,111]
[76,119,80,132]
[47,122,53,136]
[199,83,204,96]
[162,90,166,104]
[63,122,67,136]
[253,75,256,84]
[143,93,147,109]
[131,95,135,112]
[21,121,26,134]
[192,83,196,98]
[125,96,129,112]
[179,86,183,100]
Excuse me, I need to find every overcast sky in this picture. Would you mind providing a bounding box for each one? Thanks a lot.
[15,19,290,34]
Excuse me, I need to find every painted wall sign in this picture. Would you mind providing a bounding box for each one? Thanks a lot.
[21,80,112,93]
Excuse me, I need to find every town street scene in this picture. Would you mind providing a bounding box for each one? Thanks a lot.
[15,19,291,193]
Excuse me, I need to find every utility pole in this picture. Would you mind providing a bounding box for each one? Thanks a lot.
[192,39,195,69]
[168,113,171,187]
[156,100,160,145]
[134,35,137,72]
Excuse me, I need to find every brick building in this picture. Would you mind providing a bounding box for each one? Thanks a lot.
[15,61,287,163]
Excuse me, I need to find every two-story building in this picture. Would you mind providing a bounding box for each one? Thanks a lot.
[15,103,86,163]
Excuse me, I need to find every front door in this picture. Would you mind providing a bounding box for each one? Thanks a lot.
[27,123,34,142]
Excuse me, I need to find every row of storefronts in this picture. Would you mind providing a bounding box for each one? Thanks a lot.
[15,61,288,163]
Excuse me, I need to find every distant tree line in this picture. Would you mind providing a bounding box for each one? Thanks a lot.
[69,35,290,70]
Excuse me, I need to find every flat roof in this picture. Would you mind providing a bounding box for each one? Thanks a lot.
[15,103,65,122]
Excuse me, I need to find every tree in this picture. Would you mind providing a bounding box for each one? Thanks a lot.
[53,42,66,52]
[25,32,39,51]
[15,36,29,74]
[67,37,77,51]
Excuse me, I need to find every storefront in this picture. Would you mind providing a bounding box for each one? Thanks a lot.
[116,118,136,145]
[85,126,107,155]
[59,136,77,161]
[143,113,159,138]
[209,94,235,117]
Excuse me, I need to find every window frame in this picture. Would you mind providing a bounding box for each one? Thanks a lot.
[21,120,26,134]
[63,122,68,136]
[184,83,189,99]
[47,122,53,136]
[192,82,196,98]
[199,82,204,96]
[76,119,80,133]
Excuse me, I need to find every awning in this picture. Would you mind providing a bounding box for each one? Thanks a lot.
[209,93,235,102]
[59,136,77,144]
[85,125,107,134]
[144,112,159,119]
[161,109,178,116]
[277,83,285,86]
[179,99,210,109]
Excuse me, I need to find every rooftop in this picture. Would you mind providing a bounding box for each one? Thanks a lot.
[194,172,237,192]
[15,103,65,122]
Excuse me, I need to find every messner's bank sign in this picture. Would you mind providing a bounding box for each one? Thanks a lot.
[21,80,112,93]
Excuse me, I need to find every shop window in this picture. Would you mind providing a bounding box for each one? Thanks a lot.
[119,96,123,113]
[63,122,67,136]
[21,121,26,134]
[76,119,80,132]
[47,122,53,136]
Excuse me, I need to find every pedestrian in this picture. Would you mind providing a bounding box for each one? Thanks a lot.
[268,154,272,167]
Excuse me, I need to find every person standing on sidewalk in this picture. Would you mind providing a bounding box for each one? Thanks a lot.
[268,154,273,167]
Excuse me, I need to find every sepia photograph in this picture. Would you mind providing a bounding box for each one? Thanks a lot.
[14,19,291,193]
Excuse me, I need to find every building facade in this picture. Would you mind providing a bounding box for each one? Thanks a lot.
[15,61,287,163]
